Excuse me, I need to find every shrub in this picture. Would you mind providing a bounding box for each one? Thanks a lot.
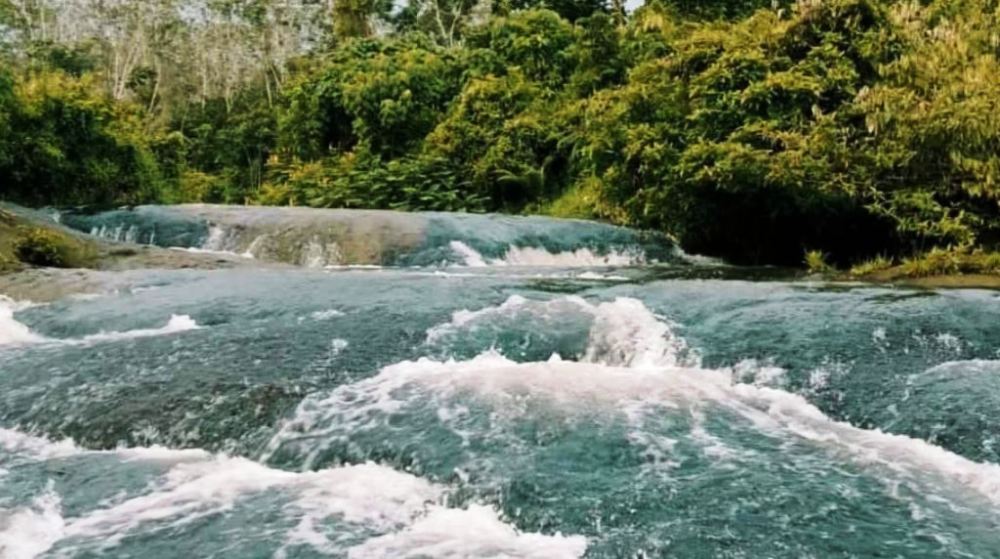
[0,250,17,272]
[849,255,893,276]
[15,228,94,268]
[804,250,833,273]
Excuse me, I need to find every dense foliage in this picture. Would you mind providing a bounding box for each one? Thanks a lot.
[2,0,999,266]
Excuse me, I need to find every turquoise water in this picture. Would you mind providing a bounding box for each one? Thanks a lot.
[57,205,679,267]
[3,207,1000,558]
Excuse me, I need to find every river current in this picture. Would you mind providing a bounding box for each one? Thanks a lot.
[1,206,999,558]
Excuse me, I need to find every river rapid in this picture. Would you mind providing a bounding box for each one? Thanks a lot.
[1,205,1000,558]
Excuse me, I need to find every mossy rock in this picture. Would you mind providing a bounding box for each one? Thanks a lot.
[0,250,19,272]
[15,227,97,268]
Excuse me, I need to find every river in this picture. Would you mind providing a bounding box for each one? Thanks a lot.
[1,205,999,558]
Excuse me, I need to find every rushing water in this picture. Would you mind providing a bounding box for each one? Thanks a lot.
[2,207,1000,558]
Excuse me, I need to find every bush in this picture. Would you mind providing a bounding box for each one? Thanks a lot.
[0,250,17,272]
[849,255,893,276]
[171,171,232,203]
[804,250,833,273]
[0,71,164,207]
[897,249,1000,278]
[15,227,95,268]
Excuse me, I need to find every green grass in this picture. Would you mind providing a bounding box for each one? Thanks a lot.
[900,249,1000,277]
[804,250,833,273]
[849,255,893,277]
[847,248,1000,280]
[537,178,603,220]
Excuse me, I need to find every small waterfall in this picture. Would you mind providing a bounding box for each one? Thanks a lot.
[59,205,685,268]
[63,207,210,249]
[448,241,646,267]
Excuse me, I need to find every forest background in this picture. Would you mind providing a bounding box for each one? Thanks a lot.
[1,0,999,270]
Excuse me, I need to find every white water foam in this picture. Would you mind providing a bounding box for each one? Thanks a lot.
[0,430,584,559]
[581,297,694,368]
[169,246,249,258]
[324,264,385,270]
[199,228,345,267]
[200,225,227,251]
[426,295,696,368]
[276,351,1000,507]
[0,457,436,557]
[300,238,343,268]
[449,240,488,267]
[269,295,1000,512]
[0,306,200,349]
[674,248,725,266]
[89,224,141,244]
[239,233,269,258]
[328,338,350,358]
[0,428,82,461]
[0,428,209,463]
[73,315,201,344]
[347,504,587,559]
[0,486,65,559]
[575,271,629,281]
[416,270,630,281]
[310,309,345,320]
[731,358,787,387]
[922,359,1000,375]
[449,241,643,268]
[66,459,437,546]
[162,225,254,259]
[0,296,44,347]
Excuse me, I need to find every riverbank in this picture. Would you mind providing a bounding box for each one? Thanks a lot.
[0,204,264,301]
[845,272,1000,290]
[842,250,1000,290]
[5,203,1000,299]
[0,204,255,273]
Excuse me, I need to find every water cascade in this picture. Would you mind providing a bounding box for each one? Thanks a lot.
[3,206,1000,558]
[59,205,681,268]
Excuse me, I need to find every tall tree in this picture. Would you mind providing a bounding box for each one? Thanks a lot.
[332,0,373,38]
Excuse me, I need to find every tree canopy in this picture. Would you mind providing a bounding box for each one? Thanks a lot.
[2,0,1000,266]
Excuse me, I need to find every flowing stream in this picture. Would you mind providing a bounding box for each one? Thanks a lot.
[2,206,1000,558]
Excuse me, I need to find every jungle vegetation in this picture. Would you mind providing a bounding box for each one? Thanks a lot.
[1,0,999,267]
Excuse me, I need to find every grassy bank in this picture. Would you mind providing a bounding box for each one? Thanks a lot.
[806,249,1000,288]
[0,207,98,272]
[0,205,258,275]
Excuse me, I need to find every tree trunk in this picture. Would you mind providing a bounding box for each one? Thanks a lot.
[612,0,626,27]
[332,0,372,40]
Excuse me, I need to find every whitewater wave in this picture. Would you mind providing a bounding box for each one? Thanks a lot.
[0,297,45,347]
[449,241,643,268]
[0,428,83,461]
[0,428,210,463]
[348,504,586,559]
[271,354,1000,509]
[0,429,585,559]
[426,295,697,368]
[0,485,64,559]
[71,315,201,344]
[0,298,201,349]
[919,359,1000,376]
[267,295,1000,511]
